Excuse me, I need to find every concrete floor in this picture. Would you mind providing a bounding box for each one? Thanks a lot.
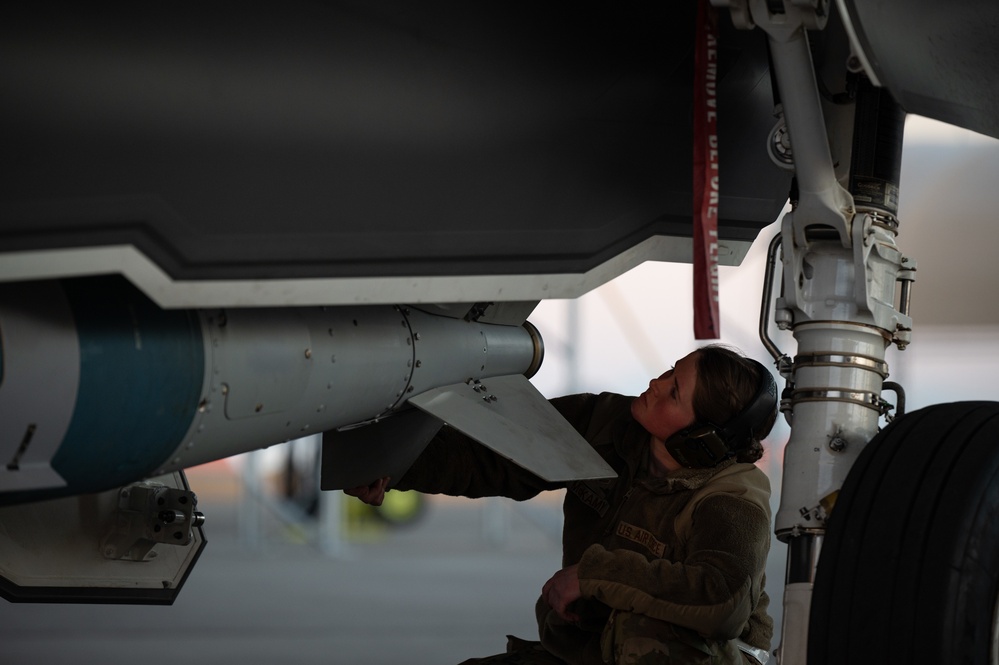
[0,460,786,665]
[0,462,565,665]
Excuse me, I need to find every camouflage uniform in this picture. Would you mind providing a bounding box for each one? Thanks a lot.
[397,393,772,665]
[457,627,755,665]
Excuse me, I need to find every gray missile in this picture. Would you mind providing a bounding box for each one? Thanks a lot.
[0,275,614,505]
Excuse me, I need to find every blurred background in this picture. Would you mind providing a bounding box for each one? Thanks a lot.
[2,115,997,664]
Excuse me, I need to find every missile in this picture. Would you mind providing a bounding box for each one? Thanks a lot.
[0,275,612,506]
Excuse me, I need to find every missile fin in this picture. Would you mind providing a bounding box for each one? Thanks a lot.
[319,409,444,491]
[408,374,617,482]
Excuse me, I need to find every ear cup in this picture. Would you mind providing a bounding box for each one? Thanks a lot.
[663,424,732,468]
[718,359,778,447]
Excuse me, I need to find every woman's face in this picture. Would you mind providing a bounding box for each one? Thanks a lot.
[631,351,700,445]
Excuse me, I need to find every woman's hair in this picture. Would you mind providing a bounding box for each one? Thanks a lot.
[692,344,778,463]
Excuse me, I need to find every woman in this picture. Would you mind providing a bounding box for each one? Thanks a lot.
[348,344,778,664]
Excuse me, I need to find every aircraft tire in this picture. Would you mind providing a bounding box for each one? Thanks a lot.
[808,401,999,665]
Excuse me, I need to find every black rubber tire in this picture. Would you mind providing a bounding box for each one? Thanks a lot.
[809,401,999,665]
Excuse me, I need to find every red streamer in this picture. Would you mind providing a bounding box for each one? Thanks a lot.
[693,0,720,340]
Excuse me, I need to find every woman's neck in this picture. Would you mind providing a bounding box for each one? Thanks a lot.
[648,436,684,476]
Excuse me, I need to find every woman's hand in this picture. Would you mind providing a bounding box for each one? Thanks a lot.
[344,476,391,506]
[542,564,582,622]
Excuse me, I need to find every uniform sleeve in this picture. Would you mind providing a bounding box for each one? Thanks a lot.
[549,393,603,432]
[392,422,557,500]
[575,494,771,641]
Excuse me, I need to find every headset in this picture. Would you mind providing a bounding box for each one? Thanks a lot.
[663,359,778,469]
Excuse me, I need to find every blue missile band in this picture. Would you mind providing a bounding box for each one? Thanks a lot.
[51,276,204,495]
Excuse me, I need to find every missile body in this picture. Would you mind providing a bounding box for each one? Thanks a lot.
[0,276,539,504]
